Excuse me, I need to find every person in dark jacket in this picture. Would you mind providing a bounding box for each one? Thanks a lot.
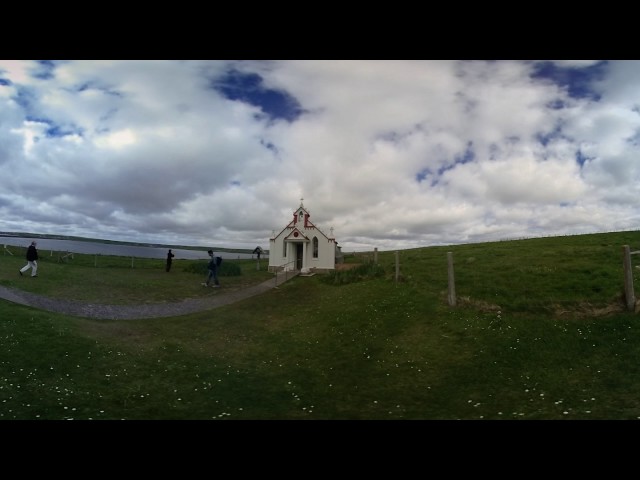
[19,241,39,277]
[166,249,175,272]
[202,249,220,287]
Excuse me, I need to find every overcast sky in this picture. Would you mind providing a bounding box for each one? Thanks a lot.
[0,60,638,251]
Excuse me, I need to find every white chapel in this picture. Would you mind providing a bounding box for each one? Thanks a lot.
[269,200,338,274]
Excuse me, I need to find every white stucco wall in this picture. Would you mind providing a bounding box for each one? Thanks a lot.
[269,231,336,272]
[268,207,336,272]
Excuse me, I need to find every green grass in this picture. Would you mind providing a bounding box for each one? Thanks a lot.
[0,251,271,304]
[1,231,640,419]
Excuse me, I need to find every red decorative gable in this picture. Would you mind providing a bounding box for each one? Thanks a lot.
[284,227,309,242]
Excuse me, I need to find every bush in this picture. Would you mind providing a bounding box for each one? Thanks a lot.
[322,263,385,285]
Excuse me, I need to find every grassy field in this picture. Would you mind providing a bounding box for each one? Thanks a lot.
[0,250,272,304]
[1,231,640,420]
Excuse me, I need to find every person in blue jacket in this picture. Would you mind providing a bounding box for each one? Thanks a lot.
[202,249,220,287]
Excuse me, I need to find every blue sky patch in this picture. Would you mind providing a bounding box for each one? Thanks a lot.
[546,99,566,110]
[417,142,475,184]
[45,124,83,138]
[33,60,57,80]
[415,167,432,183]
[438,142,475,175]
[24,116,81,138]
[260,139,279,155]
[454,142,475,165]
[537,125,564,147]
[214,69,304,122]
[531,61,608,101]
[25,115,50,124]
[437,164,453,176]
[575,150,592,166]
[625,130,640,147]
[415,168,441,187]
[72,82,123,99]
[14,87,34,110]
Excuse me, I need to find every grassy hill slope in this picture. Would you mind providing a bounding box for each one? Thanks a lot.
[1,230,639,419]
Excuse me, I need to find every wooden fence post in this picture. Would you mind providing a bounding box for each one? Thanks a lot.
[448,251,456,307]
[395,251,399,285]
[623,245,635,311]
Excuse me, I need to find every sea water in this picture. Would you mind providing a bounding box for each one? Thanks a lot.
[0,236,265,260]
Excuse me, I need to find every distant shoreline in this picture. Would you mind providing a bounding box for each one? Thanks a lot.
[0,232,267,255]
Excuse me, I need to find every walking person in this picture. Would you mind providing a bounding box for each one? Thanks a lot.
[19,241,39,277]
[202,249,220,287]
[166,249,175,272]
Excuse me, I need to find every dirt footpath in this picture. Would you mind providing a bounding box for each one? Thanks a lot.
[0,273,291,320]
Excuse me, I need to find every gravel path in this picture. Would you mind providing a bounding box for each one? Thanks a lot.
[0,273,293,320]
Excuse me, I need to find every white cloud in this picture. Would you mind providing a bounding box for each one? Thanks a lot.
[0,60,638,250]
[94,128,137,149]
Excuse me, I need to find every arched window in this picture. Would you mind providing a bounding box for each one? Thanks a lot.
[313,237,319,258]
